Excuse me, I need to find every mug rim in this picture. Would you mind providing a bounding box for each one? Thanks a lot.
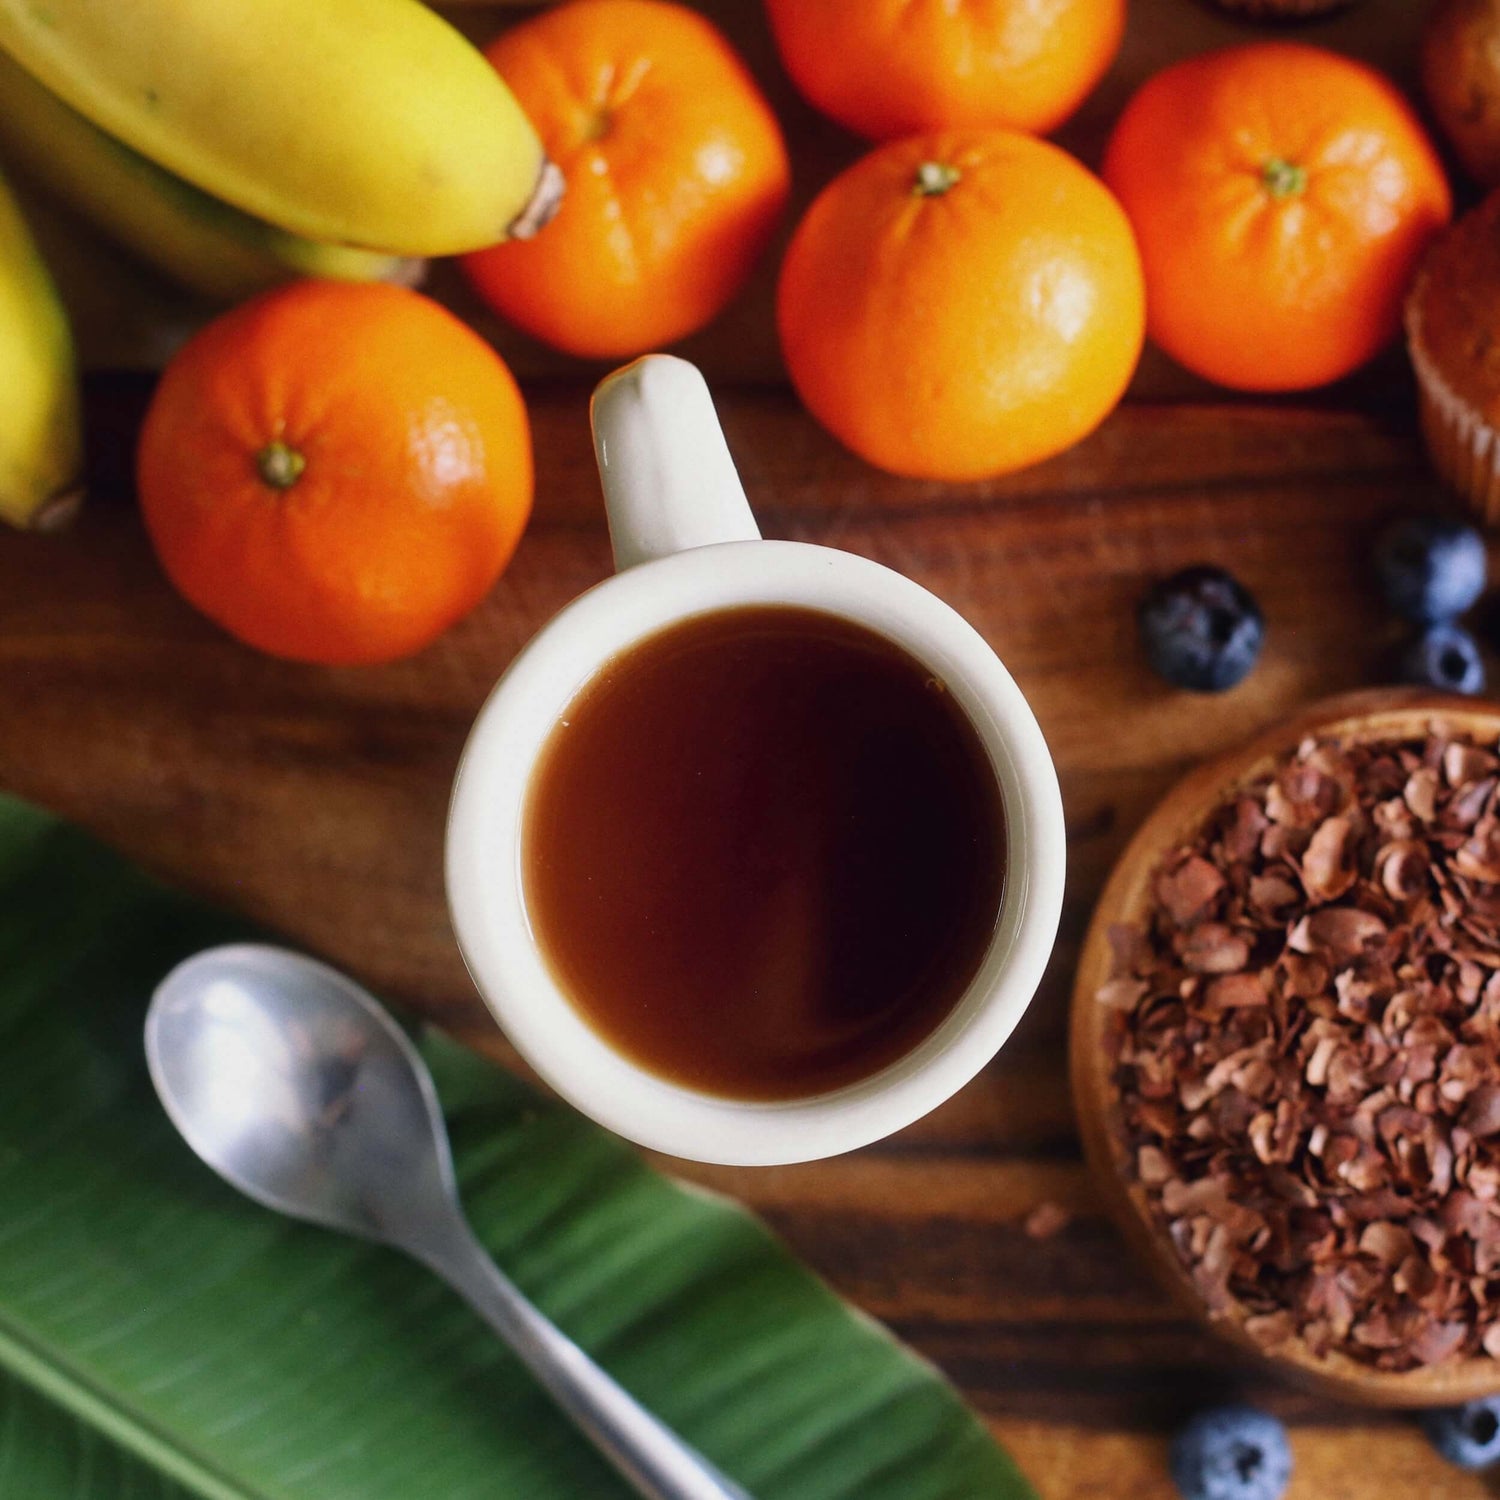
[446,539,1065,1165]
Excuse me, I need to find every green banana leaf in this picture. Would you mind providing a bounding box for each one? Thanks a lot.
[0,794,1034,1499]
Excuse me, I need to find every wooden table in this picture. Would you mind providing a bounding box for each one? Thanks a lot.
[3,1,1488,1495]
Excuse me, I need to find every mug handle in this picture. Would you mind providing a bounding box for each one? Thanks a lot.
[590,355,761,572]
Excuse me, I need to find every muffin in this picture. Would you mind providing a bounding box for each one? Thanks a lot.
[1407,193,1500,527]
[1424,0,1500,188]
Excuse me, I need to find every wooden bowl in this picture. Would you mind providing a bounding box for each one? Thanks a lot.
[1070,687,1500,1407]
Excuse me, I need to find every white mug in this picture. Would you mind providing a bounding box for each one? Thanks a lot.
[446,355,1065,1166]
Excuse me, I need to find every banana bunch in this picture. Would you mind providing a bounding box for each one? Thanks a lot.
[0,0,560,261]
[0,52,423,302]
[0,163,82,530]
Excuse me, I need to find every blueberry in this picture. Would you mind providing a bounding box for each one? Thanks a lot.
[1422,1398,1500,1470]
[1138,566,1265,693]
[1374,514,1487,624]
[1397,621,1486,695]
[1170,1406,1291,1500]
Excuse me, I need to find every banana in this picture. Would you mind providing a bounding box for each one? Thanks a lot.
[0,50,421,302]
[0,162,82,530]
[0,0,562,257]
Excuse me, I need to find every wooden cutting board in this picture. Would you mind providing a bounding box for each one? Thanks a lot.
[1,0,1486,1495]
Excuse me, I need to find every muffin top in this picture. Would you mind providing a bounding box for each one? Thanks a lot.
[1410,192,1500,418]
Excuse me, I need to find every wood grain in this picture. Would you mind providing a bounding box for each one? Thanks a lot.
[3,377,1495,1497]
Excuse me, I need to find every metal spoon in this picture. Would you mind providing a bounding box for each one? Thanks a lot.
[146,942,750,1500]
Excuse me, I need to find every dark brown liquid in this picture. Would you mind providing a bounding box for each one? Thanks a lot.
[522,606,1006,1100]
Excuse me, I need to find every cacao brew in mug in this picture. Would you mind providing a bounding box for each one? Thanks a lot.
[447,355,1064,1166]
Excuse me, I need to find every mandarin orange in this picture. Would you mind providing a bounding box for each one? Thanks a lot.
[1103,43,1452,392]
[463,0,790,359]
[138,280,532,665]
[765,0,1125,140]
[777,131,1144,481]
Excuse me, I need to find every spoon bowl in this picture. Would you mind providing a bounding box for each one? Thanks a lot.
[147,944,455,1245]
[146,942,750,1500]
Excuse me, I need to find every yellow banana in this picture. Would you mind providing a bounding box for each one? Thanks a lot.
[0,50,420,302]
[0,162,82,530]
[0,0,562,257]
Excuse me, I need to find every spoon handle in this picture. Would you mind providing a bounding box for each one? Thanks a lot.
[422,1221,752,1500]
